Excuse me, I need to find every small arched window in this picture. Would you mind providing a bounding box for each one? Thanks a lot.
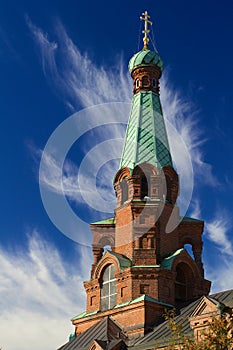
[152,78,157,88]
[142,75,150,87]
[141,175,149,199]
[175,263,194,302]
[121,178,128,204]
[100,264,117,311]
[136,78,140,88]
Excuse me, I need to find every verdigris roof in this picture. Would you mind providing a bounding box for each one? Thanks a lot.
[120,91,172,171]
[72,295,173,322]
[107,251,132,270]
[90,217,116,225]
[182,216,203,223]
[59,290,233,350]
[58,316,125,350]
[131,289,233,350]
[128,49,164,73]
[160,248,184,270]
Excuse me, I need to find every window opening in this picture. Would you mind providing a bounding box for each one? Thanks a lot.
[152,78,157,88]
[184,244,194,260]
[175,263,193,301]
[103,245,112,255]
[121,178,128,204]
[100,264,117,311]
[141,175,149,199]
[142,75,149,87]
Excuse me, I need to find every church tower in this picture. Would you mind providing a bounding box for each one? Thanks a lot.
[71,11,211,343]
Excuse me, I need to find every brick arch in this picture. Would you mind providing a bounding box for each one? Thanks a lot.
[171,250,200,278]
[180,234,203,254]
[162,166,179,204]
[113,166,130,185]
[132,162,158,176]
[174,261,195,301]
[93,252,121,280]
[97,236,115,248]
[180,235,196,247]
[171,250,202,302]
[180,234,204,277]
[162,165,178,180]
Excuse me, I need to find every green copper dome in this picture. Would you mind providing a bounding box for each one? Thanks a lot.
[128,49,164,73]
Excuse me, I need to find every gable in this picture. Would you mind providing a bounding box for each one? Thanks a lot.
[190,296,221,318]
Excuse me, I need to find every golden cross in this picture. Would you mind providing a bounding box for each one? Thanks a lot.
[140,11,152,49]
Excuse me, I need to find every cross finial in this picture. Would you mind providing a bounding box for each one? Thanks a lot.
[140,10,152,50]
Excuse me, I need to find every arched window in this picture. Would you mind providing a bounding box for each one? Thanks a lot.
[184,244,194,260]
[141,175,149,199]
[100,264,117,311]
[142,75,149,87]
[121,178,128,204]
[175,263,193,302]
[136,78,140,88]
[152,78,157,88]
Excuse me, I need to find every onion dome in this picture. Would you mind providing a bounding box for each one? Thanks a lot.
[128,49,164,74]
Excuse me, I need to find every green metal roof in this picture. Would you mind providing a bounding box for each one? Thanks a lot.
[120,91,172,171]
[71,310,98,321]
[182,216,203,223]
[128,49,164,73]
[106,251,132,270]
[90,217,116,225]
[115,294,173,308]
[160,248,184,270]
[72,295,171,321]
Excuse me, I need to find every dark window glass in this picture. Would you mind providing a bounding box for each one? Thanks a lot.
[175,264,193,301]
[152,78,157,88]
[121,179,128,204]
[142,75,149,87]
[141,175,149,199]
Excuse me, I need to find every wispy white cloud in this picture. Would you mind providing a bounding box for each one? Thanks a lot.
[209,257,233,293]
[160,74,218,188]
[26,17,217,197]
[25,13,232,317]
[189,198,202,219]
[26,17,132,111]
[0,231,92,350]
[26,19,218,223]
[206,212,233,256]
[203,209,233,293]
[26,16,58,78]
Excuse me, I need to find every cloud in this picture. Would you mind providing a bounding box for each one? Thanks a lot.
[208,257,233,293]
[203,210,233,293]
[26,21,212,221]
[160,74,218,188]
[31,127,123,215]
[206,213,233,256]
[0,232,92,350]
[188,198,202,219]
[26,16,58,78]
[26,17,132,111]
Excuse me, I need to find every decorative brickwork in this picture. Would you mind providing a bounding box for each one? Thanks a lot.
[79,46,211,341]
[66,18,211,346]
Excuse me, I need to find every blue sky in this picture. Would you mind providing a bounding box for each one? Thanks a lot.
[1,0,233,349]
